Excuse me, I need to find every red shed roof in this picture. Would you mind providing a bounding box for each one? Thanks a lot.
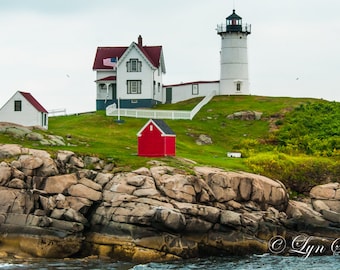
[19,91,48,113]
[137,119,176,137]
[93,44,162,70]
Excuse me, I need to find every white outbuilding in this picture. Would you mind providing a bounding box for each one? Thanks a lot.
[0,91,48,129]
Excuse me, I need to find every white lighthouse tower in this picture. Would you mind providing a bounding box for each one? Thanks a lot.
[217,10,251,95]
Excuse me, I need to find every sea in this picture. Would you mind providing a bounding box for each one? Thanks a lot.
[0,255,339,270]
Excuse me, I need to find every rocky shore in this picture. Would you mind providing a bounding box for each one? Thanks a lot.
[0,144,339,262]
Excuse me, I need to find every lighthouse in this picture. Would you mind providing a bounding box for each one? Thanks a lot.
[217,10,251,95]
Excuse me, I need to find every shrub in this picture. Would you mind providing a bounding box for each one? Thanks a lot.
[276,102,340,156]
[246,153,340,194]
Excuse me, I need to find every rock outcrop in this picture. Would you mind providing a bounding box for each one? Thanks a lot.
[0,144,339,261]
[227,111,263,120]
[0,124,66,146]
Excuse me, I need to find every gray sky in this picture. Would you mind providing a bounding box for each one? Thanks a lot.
[1,0,339,113]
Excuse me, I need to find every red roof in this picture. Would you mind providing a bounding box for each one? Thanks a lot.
[19,91,48,113]
[92,44,162,70]
[163,80,220,88]
[137,45,162,68]
[95,76,117,82]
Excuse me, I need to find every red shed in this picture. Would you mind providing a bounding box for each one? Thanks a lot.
[137,119,176,157]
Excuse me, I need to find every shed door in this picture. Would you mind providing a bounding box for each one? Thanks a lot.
[166,88,172,104]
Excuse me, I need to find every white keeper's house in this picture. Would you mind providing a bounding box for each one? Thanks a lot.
[93,9,251,110]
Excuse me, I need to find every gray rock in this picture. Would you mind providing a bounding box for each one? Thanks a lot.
[69,156,84,168]
[47,135,66,146]
[153,207,186,232]
[312,199,330,213]
[57,150,75,164]
[7,178,27,189]
[79,177,102,191]
[310,183,339,200]
[196,134,213,145]
[220,210,242,226]
[0,166,12,186]
[94,172,113,187]
[18,155,44,170]
[68,184,102,201]
[127,175,146,187]
[0,144,22,158]
[185,217,213,232]
[64,208,88,224]
[321,209,340,223]
[43,173,78,194]
[227,111,263,120]
[133,167,151,176]
[26,132,44,141]
[5,126,31,138]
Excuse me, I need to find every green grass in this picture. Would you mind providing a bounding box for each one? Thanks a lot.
[0,95,335,175]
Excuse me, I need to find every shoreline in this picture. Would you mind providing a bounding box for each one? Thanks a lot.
[0,144,339,262]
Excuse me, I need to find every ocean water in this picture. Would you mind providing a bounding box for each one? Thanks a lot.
[0,255,339,270]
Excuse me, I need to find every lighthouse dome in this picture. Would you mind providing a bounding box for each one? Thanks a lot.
[226,10,243,32]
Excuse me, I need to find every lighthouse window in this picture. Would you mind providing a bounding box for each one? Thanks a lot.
[236,82,241,91]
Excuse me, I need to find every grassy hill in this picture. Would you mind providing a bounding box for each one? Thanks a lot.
[45,95,311,170]
[1,95,339,195]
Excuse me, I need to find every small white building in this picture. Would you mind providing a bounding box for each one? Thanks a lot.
[0,91,48,129]
[163,81,219,104]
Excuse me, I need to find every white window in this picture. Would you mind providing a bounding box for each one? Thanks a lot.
[127,58,142,72]
[14,100,22,111]
[192,84,199,95]
[127,80,142,94]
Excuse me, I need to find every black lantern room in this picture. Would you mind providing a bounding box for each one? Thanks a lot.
[226,9,243,32]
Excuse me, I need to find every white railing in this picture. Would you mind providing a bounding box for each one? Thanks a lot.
[216,24,251,34]
[190,91,216,119]
[48,108,67,117]
[106,91,216,120]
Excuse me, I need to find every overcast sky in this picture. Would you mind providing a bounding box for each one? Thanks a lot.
[1,0,339,114]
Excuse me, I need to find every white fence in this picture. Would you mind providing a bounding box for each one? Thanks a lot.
[189,91,216,119]
[106,91,216,120]
[48,108,66,117]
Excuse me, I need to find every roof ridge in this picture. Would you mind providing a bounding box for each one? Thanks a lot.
[19,91,48,113]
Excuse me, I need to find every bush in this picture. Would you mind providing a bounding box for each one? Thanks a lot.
[246,153,340,194]
[276,102,340,156]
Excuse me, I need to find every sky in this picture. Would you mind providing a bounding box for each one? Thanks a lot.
[0,0,339,114]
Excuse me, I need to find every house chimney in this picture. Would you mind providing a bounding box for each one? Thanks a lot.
[138,35,143,47]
